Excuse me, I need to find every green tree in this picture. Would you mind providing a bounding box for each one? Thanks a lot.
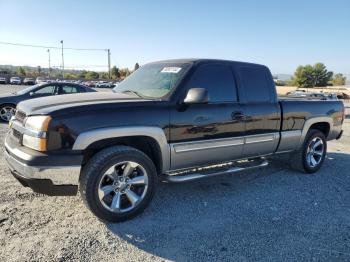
[332,73,346,86]
[85,71,99,80]
[111,66,120,79]
[79,70,87,79]
[100,72,109,79]
[134,63,140,71]
[312,63,333,87]
[292,63,333,88]
[64,73,79,79]
[119,68,131,78]
[37,66,42,75]
[17,67,26,77]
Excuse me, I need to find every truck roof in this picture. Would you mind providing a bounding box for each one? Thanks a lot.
[150,58,268,68]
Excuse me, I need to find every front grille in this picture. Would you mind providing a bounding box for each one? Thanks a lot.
[15,110,26,124]
[12,129,21,139]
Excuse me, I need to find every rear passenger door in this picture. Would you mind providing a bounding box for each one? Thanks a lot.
[235,65,281,157]
[169,63,246,170]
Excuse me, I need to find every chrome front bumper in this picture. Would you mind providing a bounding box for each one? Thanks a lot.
[5,150,81,185]
[4,136,81,186]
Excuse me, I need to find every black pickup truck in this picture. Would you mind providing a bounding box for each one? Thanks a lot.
[5,59,344,222]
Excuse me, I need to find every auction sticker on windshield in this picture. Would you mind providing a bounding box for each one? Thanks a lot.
[161,67,182,73]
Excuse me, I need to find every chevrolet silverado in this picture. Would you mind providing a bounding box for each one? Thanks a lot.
[5,59,345,222]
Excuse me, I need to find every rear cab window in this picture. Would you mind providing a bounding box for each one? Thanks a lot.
[238,66,274,103]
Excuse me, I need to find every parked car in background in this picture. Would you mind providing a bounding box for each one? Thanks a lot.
[96,81,114,88]
[35,77,47,84]
[10,77,21,85]
[0,77,7,84]
[83,81,96,87]
[23,78,35,85]
[0,82,96,122]
[286,91,338,100]
[286,90,306,96]
[320,93,338,100]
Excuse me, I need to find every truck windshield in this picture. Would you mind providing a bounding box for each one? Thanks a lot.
[113,62,191,98]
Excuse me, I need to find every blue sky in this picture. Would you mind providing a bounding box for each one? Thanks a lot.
[0,0,349,74]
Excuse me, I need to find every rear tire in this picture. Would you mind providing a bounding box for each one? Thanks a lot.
[290,129,327,173]
[80,145,157,222]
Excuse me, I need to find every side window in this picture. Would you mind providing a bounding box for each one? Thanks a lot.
[239,67,271,103]
[33,85,55,95]
[186,64,237,102]
[61,85,78,94]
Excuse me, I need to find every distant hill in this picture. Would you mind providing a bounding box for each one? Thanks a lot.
[274,74,293,81]
[0,64,83,75]
[0,64,131,80]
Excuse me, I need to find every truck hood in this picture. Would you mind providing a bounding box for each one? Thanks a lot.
[17,92,151,116]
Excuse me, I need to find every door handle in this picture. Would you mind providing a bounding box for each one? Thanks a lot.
[231,111,245,120]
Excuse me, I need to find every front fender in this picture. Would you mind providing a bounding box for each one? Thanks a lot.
[72,126,170,173]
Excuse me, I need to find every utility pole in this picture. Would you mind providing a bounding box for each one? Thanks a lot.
[60,40,64,79]
[107,49,111,79]
[47,49,51,78]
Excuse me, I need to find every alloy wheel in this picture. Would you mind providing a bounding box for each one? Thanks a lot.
[0,106,16,121]
[98,161,149,213]
[306,137,324,167]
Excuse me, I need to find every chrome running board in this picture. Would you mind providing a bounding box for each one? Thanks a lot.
[161,158,268,183]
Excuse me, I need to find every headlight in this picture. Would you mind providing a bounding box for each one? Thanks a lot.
[22,115,51,151]
[22,134,47,151]
[24,115,51,132]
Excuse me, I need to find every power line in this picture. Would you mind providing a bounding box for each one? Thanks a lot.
[51,65,108,69]
[0,41,108,51]
[57,64,108,67]
[0,41,113,78]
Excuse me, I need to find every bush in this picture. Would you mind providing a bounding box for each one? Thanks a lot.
[332,73,346,86]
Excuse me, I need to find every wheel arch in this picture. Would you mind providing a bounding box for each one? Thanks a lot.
[309,122,330,138]
[0,102,17,108]
[73,127,170,173]
[299,116,332,148]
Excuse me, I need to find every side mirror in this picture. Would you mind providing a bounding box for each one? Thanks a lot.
[29,92,35,97]
[183,88,208,104]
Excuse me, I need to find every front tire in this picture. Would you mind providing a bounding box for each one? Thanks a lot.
[290,129,327,173]
[80,145,157,222]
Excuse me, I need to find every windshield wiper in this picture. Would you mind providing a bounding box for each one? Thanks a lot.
[120,90,144,98]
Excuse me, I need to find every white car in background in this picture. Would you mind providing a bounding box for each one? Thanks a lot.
[0,77,7,84]
[95,81,114,88]
[10,77,21,85]
[35,77,47,84]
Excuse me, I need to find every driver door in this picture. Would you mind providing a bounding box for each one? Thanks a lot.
[169,63,246,170]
